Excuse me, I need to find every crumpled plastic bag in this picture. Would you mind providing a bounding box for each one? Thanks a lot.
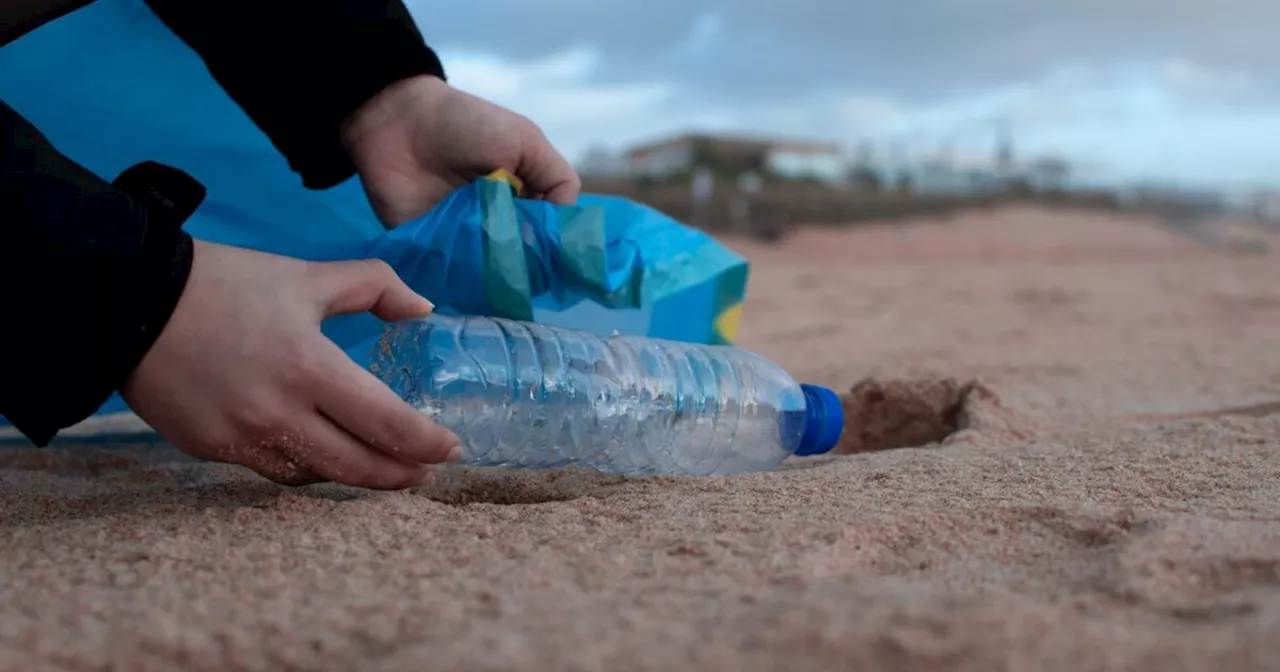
[309,175,750,369]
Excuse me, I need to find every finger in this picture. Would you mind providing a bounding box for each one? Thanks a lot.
[308,258,434,320]
[287,413,436,490]
[515,125,581,205]
[313,341,462,465]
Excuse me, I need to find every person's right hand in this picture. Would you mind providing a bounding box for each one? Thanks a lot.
[120,240,461,489]
[341,75,581,227]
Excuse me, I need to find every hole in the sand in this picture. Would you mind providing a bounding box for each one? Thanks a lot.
[834,377,1036,454]
[1164,601,1258,623]
[834,378,970,454]
[414,467,619,506]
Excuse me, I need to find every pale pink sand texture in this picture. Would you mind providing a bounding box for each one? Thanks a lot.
[3,207,1280,671]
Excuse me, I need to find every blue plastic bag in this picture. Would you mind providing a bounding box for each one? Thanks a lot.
[310,179,750,366]
[0,0,748,438]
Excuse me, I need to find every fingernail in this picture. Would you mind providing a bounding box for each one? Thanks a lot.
[445,443,462,463]
[421,297,435,312]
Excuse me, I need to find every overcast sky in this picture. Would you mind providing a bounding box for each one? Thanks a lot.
[409,1,1279,189]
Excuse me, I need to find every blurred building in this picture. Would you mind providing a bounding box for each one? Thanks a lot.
[1224,189,1280,222]
[906,150,1004,195]
[1024,157,1071,191]
[901,150,1073,195]
[577,144,629,178]
[624,133,845,185]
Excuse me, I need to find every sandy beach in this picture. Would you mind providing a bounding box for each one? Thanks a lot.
[3,206,1280,671]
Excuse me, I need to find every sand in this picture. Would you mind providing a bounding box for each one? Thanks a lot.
[3,206,1280,671]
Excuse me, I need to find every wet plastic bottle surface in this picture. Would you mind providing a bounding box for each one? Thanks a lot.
[371,315,843,476]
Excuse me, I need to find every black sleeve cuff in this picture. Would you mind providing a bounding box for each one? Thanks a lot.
[0,100,202,446]
[6,206,195,447]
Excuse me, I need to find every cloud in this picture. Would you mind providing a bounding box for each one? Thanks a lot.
[445,48,671,117]
[413,0,1280,103]
[1161,58,1260,101]
[420,2,1280,188]
[440,47,676,151]
[839,96,901,127]
[442,46,1280,187]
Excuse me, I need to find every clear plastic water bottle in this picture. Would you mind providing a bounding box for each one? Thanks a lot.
[370,315,844,476]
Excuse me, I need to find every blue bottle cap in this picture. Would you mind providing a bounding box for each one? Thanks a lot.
[796,384,844,456]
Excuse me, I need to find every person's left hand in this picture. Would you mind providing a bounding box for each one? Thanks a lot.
[341,74,581,227]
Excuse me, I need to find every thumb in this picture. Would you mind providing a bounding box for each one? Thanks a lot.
[515,126,581,205]
[309,259,434,321]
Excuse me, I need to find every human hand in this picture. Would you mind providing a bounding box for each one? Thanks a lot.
[120,241,461,489]
[341,75,581,227]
